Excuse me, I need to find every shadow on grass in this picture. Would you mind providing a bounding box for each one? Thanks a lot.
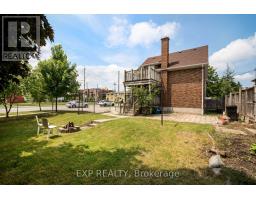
[0,114,255,185]
[1,138,255,185]
[0,110,93,123]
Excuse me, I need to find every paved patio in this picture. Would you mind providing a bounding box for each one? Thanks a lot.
[146,113,219,125]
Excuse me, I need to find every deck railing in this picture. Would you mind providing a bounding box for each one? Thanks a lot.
[124,66,160,82]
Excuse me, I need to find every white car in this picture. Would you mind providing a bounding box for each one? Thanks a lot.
[98,100,114,107]
[66,100,88,108]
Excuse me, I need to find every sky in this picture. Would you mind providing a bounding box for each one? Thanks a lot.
[30,14,256,90]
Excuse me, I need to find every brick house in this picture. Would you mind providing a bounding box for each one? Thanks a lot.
[123,37,208,114]
[106,91,125,103]
[79,88,113,101]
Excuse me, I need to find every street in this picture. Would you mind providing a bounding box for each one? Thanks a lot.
[0,104,119,115]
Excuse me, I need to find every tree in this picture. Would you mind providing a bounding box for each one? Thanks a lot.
[39,45,79,112]
[206,65,241,98]
[23,69,47,111]
[220,66,241,97]
[206,65,221,98]
[0,14,54,92]
[0,80,23,118]
[132,84,160,114]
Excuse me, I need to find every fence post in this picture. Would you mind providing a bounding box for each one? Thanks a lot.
[245,89,248,116]
[254,86,256,121]
[229,92,232,105]
[239,88,242,115]
[225,95,227,113]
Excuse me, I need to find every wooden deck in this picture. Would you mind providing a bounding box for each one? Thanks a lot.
[124,66,160,86]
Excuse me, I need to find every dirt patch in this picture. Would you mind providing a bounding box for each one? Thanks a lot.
[212,123,256,181]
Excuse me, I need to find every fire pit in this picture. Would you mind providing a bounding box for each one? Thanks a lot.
[58,122,81,133]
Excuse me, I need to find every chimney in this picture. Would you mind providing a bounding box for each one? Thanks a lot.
[161,37,169,69]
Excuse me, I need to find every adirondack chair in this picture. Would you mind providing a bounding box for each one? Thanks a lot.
[41,118,57,140]
[35,115,43,135]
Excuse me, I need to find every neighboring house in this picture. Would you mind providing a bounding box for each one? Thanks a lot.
[79,88,113,101]
[123,37,208,114]
[7,95,25,103]
[106,92,125,102]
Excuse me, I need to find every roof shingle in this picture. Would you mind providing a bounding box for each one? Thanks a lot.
[141,45,208,68]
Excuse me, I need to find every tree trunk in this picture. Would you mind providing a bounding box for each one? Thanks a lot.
[5,108,9,118]
[39,101,42,111]
[4,104,9,118]
[55,97,58,112]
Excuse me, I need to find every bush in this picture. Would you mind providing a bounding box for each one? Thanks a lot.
[250,143,256,155]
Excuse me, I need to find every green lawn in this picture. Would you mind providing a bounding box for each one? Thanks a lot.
[0,113,255,184]
[0,111,50,117]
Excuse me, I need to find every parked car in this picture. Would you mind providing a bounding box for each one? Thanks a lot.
[98,100,114,107]
[66,100,88,108]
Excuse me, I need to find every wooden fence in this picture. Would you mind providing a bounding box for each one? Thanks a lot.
[205,98,225,113]
[225,86,256,122]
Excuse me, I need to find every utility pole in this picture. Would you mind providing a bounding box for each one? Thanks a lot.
[117,70,120,112]
[86,82,89,101]
[96,83,99,101]
[118,71,120,93]
[113,82,117,92]
[84,67,86,96]
[82,67,86,112]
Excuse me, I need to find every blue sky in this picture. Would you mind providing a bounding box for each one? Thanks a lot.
[33,15,256,90]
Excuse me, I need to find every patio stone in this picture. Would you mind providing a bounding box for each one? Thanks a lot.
[146,113,218,125]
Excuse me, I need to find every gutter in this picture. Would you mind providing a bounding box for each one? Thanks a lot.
[155,62,208,72]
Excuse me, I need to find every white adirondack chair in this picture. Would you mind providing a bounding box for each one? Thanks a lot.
[41,118,57,140]
[35,115,43,135]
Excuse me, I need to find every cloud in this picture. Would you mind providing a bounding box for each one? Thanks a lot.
[76,64,128,91]
[128,21,179,47]
[29,40,53,67]
[106,17,179,47]
[210,33,256,71]
[234,72,255,81]
[106,17,129,47]
[102,52,140,67]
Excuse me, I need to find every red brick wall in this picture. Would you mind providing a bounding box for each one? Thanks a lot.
[167,68,203,108]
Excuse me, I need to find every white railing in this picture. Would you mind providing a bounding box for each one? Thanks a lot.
[124,66,160,82]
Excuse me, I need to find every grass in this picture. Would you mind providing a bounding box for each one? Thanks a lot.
[0,111,50,117]
[0,114,255,184]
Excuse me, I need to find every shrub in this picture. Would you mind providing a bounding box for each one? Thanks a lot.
[250,143,256,155]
